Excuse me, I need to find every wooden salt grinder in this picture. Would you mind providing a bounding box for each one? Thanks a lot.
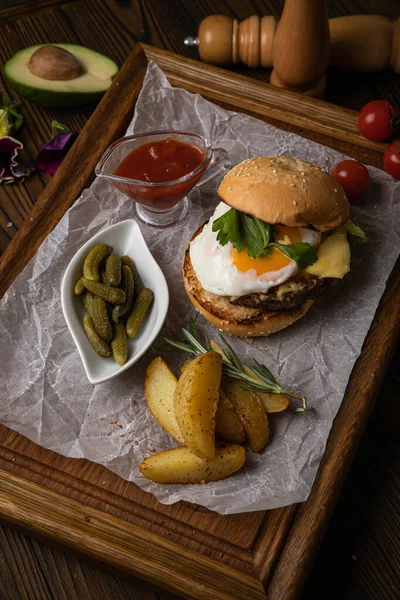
[270,0,330,97]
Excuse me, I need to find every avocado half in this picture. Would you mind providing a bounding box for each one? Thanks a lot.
[4,44,119,109]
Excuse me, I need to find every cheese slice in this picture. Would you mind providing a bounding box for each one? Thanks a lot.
[305,227,350,279]
[275,280,305,300]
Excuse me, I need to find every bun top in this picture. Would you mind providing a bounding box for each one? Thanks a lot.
[217,156,349,231]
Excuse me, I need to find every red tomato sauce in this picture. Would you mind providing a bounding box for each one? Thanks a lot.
[114,138,205,183]
[112,138,207,210]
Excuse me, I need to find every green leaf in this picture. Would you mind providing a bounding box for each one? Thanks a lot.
[2,92,10,108]
[8,107,23,132]
[164,324,310,408]
[212,208,244,251]
[189,318,197,339]
[343,218,368,243]
[271,242,318,269]
[212,207,319,267]
[0,93,23,134]
[212,208,276,258]
[240,213,276,258]
[0,110,12,137]
[51,120,70,138]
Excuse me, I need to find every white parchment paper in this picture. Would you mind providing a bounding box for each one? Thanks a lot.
[1,62,399,514]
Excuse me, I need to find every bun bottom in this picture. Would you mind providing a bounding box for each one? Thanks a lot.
[183,231,314,338]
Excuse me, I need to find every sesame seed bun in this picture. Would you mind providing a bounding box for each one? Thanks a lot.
[218,156,349,231]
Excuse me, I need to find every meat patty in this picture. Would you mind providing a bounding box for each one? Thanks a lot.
[230,275,336,311]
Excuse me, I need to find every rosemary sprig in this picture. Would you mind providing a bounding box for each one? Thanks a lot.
[164,320,310,411]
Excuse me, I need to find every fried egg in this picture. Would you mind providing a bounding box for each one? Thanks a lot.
[190,202,321,297]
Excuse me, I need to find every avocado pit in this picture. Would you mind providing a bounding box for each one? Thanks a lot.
[28,45,84,81]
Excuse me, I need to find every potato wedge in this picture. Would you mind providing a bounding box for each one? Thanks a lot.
[139,444,245,484]
[145,357,184,444]
[210,339,228,360]
[210,340,289,414]
[215,390,246,444]
[221,377,269,453]
[241,364,290,413]
[179,358,245,444]
[179,359,193,377]
[174,351,222,460]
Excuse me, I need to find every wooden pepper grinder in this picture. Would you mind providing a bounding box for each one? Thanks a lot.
[270,0,330,96]
[185,13,400,84]
[194,14,278,68]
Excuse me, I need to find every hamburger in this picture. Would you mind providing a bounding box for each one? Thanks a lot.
[183,155,366,337]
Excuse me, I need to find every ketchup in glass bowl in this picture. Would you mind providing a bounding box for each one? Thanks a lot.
[95,131,230,227]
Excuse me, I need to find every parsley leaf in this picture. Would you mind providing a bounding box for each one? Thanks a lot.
[212,208,276,257]
[271,242,318,269]
[212,207,317,267]
[213,208,244,251]
[240,213,276,258]
[343,218,368,243]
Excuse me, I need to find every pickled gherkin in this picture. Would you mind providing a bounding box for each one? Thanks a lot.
[121,255,143,298]
[77,245,154,365]
[74,276,85,295]
[91,296,113,342]
[81,291,95,317]
[103,253,122,286]
[111,323,128,365]
[82,278,125,304]
[83,244,112,282]
[83,314,112,358]
[126,288,154,339]
[112,265,134,324]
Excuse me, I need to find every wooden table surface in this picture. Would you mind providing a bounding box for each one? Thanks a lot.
[0,1,399,599]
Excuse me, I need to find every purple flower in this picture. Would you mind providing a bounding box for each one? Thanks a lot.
[0,136,33,183]
[35,121,80,175]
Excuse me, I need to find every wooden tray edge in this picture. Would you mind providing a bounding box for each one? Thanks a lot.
[0,41,398,600]
[141,44,385,154]
[0,470,266,600]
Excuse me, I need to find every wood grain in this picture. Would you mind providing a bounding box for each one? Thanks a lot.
[0,472,267,600]
[0,35,399,599]
[0,1,399,600]
[270,0,330,94]
[142,45,385,160]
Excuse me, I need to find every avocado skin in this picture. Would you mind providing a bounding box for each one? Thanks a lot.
[4,44,118,109]
[3,74,106,108]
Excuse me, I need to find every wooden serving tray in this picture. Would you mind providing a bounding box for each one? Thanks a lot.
[0,43,399,600]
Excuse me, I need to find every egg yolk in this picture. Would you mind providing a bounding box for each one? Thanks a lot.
[231,225,302,275]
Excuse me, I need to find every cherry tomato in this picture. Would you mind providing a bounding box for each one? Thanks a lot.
[383,140,400,179]
[331,160,370,202]
[357,100,399,142]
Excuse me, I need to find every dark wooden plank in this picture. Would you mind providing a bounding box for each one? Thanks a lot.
[0,1,399,600]
[0,524,181,600]
[0,38,398,599]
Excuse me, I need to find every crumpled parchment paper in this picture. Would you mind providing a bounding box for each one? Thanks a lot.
[0,62,399,515]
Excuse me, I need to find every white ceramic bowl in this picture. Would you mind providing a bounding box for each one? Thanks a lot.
[61,219,169,385]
